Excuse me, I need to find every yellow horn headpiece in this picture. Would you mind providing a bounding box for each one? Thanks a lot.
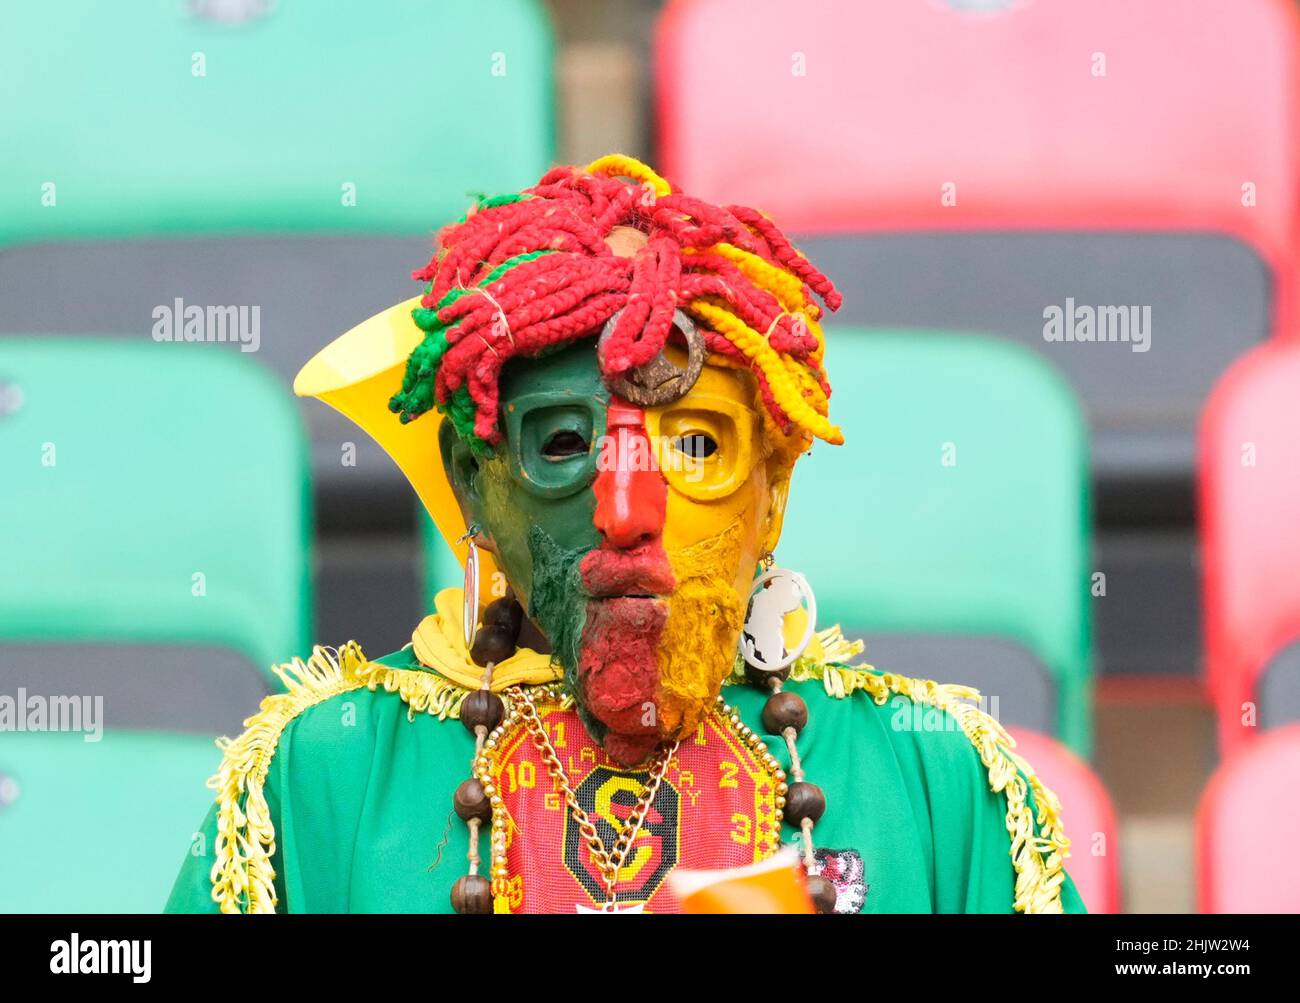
[293,298,499,602]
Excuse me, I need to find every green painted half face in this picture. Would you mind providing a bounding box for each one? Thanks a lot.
[439,342,609,614]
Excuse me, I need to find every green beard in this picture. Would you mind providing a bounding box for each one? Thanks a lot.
[523,524,600,738]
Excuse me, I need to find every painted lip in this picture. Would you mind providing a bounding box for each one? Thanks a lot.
[579,543,677,599]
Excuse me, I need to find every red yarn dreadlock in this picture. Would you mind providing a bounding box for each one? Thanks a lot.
[390,155,842,453]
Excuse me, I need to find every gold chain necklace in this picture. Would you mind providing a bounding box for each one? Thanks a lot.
[464,683,832,915]
[514,688,679,912]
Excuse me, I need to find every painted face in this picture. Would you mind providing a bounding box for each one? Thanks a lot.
[441,342,792,766]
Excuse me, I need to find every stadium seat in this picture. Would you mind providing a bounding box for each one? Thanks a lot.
[0,732,222,913]
[0,0,554,653]
[0,337,310,911]
[1200,342,1300,753]
[1197,723,1300,913]
[774,329,1092,753]
[1009,728,1120,914]
[656,0,1300,500]
[0,0,554,523]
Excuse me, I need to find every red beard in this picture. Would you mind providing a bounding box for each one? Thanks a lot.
[578,543,676,765]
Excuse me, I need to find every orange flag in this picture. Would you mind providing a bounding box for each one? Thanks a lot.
[668,848,816,914]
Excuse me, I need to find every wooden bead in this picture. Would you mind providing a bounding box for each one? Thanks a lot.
[482,597,524,638]
[451,874,493,914]
[784,781,826,826]
[460,690,505,734]
[453,778,491,823]
[762,691,808,735]
[744,660,791,688]
[806,874,838,914]
[470,625,517,667]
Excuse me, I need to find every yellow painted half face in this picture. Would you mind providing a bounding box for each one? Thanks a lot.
[647,348,796,738]
[648,347,788,602]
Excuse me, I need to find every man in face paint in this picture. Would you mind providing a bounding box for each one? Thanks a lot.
[167,157,1085,915]
[396,159,841,770]
[442,324,794,765]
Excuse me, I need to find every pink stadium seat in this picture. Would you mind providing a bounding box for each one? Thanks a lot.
[657,0,1300,328]
[1197,723,1300,912]
[1200,342,1300,753]
[658,1,1300,701]
[1010,728,1120,913]
[657,0,1300,512]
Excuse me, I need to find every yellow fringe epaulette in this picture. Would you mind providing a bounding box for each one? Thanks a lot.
[209,641,371,914]
[778,652,1071,915]
[356,657,479,721]
[208,638,545,913]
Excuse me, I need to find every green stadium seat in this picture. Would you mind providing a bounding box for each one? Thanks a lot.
[0,732,222,913]
[0,337,311,911]
[0,0,554,655]
[777,329,1093,754]
[0,0,555,527]
[0,0,553,243]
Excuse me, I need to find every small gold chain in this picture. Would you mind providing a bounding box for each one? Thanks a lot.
[515,688,679,911]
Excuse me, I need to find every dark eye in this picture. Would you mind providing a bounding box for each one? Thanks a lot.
[541,429,589,460]
[673,433,718,459]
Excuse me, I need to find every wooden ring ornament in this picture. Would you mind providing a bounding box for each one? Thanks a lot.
[598,307,707,407]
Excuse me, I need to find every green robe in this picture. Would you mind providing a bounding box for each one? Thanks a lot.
[165,639,1085,914]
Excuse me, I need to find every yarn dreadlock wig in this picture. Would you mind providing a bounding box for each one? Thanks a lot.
[297,155,842,766]
[391,154,841,454]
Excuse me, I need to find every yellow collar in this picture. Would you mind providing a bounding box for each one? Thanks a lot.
[410,588,563,691]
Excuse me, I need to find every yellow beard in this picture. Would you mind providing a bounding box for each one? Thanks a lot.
[655,519,749,739]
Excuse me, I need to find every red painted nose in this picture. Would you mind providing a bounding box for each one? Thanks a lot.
[593,399,667,549]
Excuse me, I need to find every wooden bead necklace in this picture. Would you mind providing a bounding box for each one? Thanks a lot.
[447,594,835,914]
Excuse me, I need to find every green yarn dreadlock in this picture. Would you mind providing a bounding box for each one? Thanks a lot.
[387,209,553,456]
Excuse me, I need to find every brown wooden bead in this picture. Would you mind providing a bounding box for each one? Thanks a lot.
[744,660,791,688]
[460,689,505,734]
[806,874,838,914]
[470,624,517,667]
[784,781,826,826]
[451,874,493,914]
[482,597,524,638]
[453,778,491,823]
[762,691,808,735]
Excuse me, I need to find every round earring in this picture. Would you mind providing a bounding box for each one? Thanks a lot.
[458,526,527,670]
[740,555,817,674]
[459,525,481,651]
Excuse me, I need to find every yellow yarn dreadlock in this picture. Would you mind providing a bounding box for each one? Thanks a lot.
[584,155,841,447]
